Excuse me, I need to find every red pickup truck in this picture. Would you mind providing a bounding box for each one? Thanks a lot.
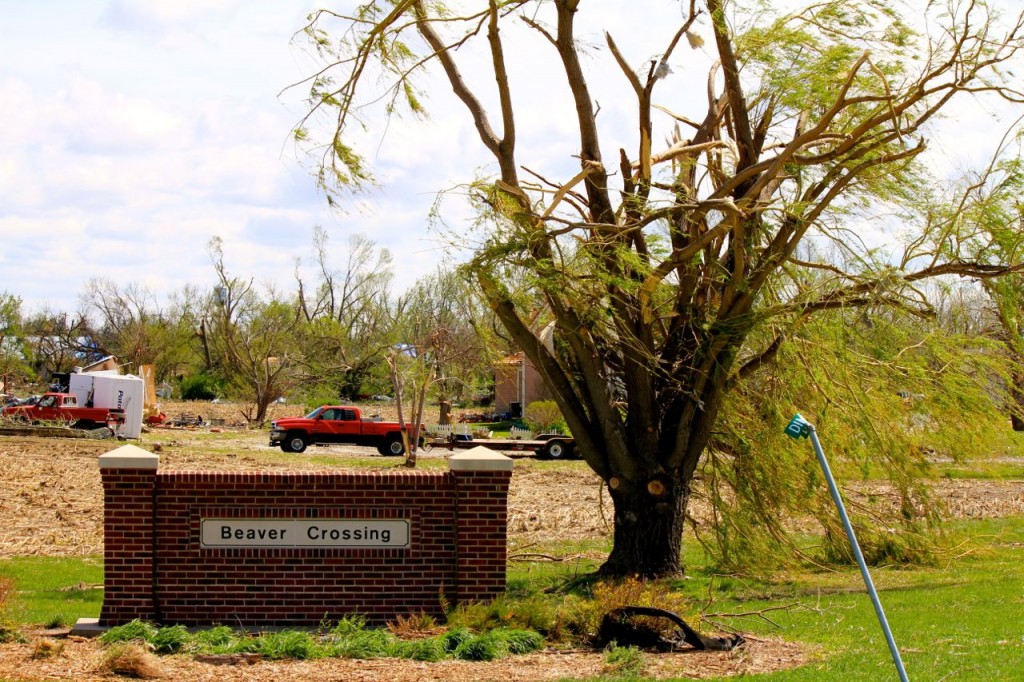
[2,392,126,430]
[269,406,422,455]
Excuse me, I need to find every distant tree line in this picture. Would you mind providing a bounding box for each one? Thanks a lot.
[0,232,507,425]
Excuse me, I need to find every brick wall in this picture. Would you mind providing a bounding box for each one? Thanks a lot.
[99,464,157,624]
[97,445,512,627]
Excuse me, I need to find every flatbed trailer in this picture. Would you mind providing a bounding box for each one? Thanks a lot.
[434,433,577,459]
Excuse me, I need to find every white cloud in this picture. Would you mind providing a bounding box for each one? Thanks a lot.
[100,0,244,32]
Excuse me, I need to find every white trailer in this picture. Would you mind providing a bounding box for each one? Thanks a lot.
[69,372,145,438]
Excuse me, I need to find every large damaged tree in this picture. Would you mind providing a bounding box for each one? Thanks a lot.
[297,0,1024,576]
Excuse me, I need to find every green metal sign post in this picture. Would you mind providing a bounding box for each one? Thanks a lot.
[785,413,910,682]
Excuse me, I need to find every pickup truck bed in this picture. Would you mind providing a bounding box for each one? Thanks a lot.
[269,405,418,455]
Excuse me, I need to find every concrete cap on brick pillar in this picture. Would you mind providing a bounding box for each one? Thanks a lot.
[98,444,159,469]
[448,446,514,471]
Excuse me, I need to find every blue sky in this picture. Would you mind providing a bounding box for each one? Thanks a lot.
[0,0,458,314]
[0,0,730,315]
[1,1,1021,315]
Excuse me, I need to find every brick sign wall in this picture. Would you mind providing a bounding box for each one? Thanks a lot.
[96,445,512,627]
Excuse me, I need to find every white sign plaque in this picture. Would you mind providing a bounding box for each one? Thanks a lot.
[201,519,410,548]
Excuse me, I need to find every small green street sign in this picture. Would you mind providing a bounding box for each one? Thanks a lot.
[784,413,811,439]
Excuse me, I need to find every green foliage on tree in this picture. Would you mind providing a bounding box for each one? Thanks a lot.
[79,279,195,378]
[293,230,398,402]
[385,268,496,465]
[704,304,1012,572]
[935,133,1024,429]
[297,0,1024,577]
[0,293,30,392]
[19,311,93,381]
[204,238,302,425]
[178,372,225,401]
[4,233,498,426]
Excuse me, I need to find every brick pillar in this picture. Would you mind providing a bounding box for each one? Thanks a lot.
[449,447,513,603]
[98,444,159,625]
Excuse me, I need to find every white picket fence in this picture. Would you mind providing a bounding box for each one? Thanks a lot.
[425,423,536,440]
[425,423,472,437]
[509,426,536,440]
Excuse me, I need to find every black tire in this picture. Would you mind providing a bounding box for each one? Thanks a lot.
[72,419,96,430]
[382,435,405,456]
[543,439,572,460]
[281,432,307,453]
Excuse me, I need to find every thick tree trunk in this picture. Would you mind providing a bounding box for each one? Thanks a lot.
[600,471,689,578]
[1011,372,1024,432]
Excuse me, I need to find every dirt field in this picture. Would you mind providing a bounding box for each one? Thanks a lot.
[0,401,1021,680]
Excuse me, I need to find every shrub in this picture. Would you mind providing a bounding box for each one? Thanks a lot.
[445,595,558,635]
[494,627,545,654]
[178,373,224,401]
[387,611,439,637]
[302,383,343,412]
[452,631,504,661]
[150,624,190,654]
[602,644,646,678]
[190,624,236,651]
[329,614,367,636]
[0,622,25,644]
[99,619,158,645]
[44,614,73,629]
[326,628,397,659]
[90,618,547,667]
[524,400,566,433]
[440,627,473,654]
[394,637,447,662]
[446,627,544,661]
[560,576,696,641]
[248,630,321,659]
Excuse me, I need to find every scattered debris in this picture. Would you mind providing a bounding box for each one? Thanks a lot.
[192,653,263,666]
[596,606,745,652]
[165,414,207,428]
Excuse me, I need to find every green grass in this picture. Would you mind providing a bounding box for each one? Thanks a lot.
[681,517,1024,681]
[5,520,1022,679]
[935,460,1024,480]
[0,556,103,627]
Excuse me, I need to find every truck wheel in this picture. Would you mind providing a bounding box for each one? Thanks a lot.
[543,440,571,460]
[281,432,307,453]
[383,435,405,456]
[72,419,96,430]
